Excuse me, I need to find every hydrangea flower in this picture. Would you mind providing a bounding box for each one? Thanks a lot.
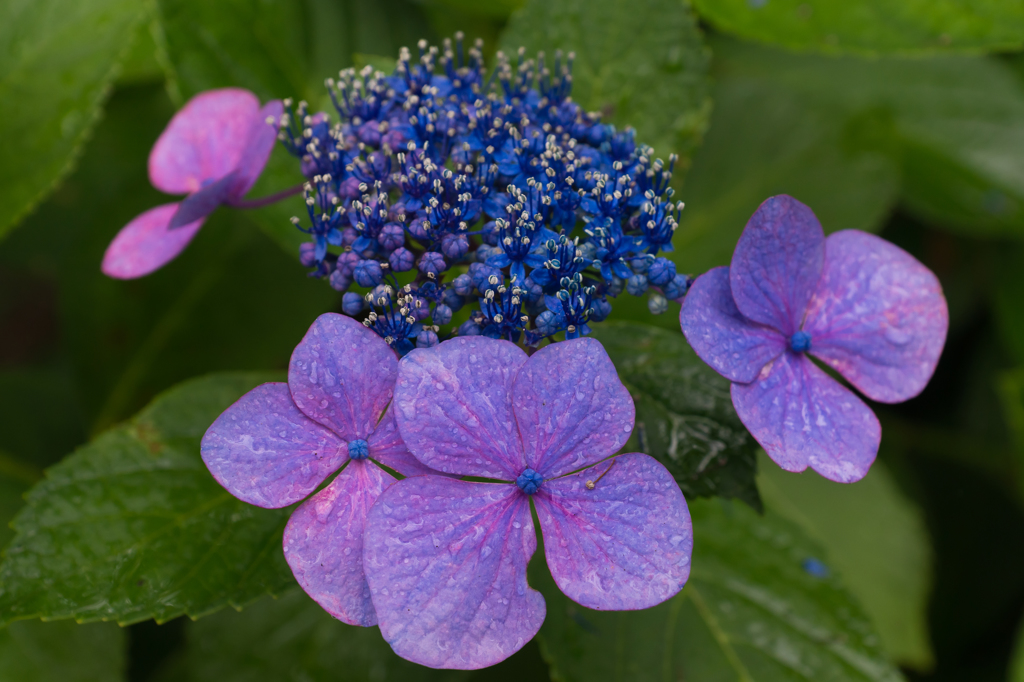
[363,336,693,669]
[680,195,948,482]
[102,88,283,279]
[200,313,436,625]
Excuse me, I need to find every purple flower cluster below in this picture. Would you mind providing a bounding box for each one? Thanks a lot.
[282,35,690,354]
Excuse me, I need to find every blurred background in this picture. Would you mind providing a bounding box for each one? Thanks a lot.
[2,0,1024,680]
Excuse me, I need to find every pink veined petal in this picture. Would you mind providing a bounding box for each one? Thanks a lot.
[367,403,439,477]
[803,230,949,403]
[512,338,635,479]
[730,195,825,336]
[283,459,395,627]
[200,383,348,508]
[289,313,398,441]
[227,100,284,201]
[364,477,544,670]
[393,337,528,479]
[148,88,260,194]
[535,453,692,610]
[101,203,205,280]
[680,266,787,384]
[731,352,880,483]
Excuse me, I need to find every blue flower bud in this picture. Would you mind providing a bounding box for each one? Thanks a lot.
[417,329,440,348]
[648,292,669,315]
[590,296,612,322]
[441,233,469,260]
[342,292,365,315]
[534,310,560,336]
[432,303,453,325]
[299,242,317,267]
[629,255,653,275]
[647,257,676,287]
[663,273,691,300]
[452,273,474,296]
[371,284,393,306]
[418,252,447,276]
[606,276,625,297]
[353,259,384,287]
[389,247,415,272]
[329,269,352,292]
[378,223,405,251]
[626,274,649,297]
[442,287,465,312]
[458,319,483,336]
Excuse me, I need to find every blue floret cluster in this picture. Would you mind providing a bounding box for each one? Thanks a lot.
[279,34,690,354]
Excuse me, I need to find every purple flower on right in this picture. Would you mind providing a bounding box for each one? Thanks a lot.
[680,195,948,483]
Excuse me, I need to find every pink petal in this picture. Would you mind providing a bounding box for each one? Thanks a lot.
[101,203,205,280]
[511,338,634,479]
[288,313,398,441]
[731,352,880,483]
[200,383,348,508]
[367,403,438,477]
[148,88,260,194]
[680,266,786,384]
[227,100,284,201]
[535,453,692,610]
[804,230,949,403]
[730,195,825,336]
[394,337,528,479]
[364,477,544,669]
[168,172,237,228]
[283,459,395,627]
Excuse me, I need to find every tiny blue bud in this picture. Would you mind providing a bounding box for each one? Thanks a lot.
[378,223,405,251]
[342,292,365,315]
[416,329,440,348]
[663,273,690,300]
[371,284,393,306]
[299,242,317,267]
[353,259,384,287]
[452,273,474,296]
[442,288,464,312]
[606,276,625,297]
[648,292,669,315]
[389,247,415,272]
[534,310,559,336]
[629,255,653,274]
[329,269,352,292]
[590,297,613,322]
[626,274,649,297]
[441,233,469,260]
[647,257,676,287]
[515,468,544,495]
[419,251,447,276]
[432,303,453,325]
[348,439,370,460]
[458,319,483,336]
[790,330,812,353]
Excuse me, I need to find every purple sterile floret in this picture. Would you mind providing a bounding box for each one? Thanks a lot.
[102,88,282,279]
[202,313,434,627]
[680,194,948,483]
[366,336,692,669]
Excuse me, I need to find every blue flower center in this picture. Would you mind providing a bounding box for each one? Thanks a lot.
[515,468,544,495]
[789,330,812,353]
[348,439,370,460]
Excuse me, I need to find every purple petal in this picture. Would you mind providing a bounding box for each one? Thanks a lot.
[168,172,237,228]
[149,88,260,194]
[101,203,205,280]
[201,383,348,508]
[289,313,398,441]
[367,403,438,477]
[535,453,692,610]
[394,337,528,479]
[283,459,395,626]
[511,338,634,478]
[364,478,544,669]
[730,195,825,335]
[803,230,948,403]
[731,352,880,483]
[680,266,786,383]
[227,100,284,201]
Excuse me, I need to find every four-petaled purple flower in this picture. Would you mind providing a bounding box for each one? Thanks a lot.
[102,88,282,279]
[680,195,948,483]
[201,313,436,626]
[363,336,693,669]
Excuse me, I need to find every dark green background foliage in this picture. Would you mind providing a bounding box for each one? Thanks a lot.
[1,0,1023,680]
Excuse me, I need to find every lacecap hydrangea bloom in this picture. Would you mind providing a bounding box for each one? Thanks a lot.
[278,35,690,352]
[200,313,437,625]
[102,88,283,279]
[363,336,693,669]
[680,195,948,482]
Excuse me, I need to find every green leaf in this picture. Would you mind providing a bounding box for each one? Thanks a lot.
[757,453,933,669]
[0,0,149,238]
[500,0,712,164]
[0,620,126,682]
[0,372,296,626]
[690,0,1024,56]
[533,498,904,682]
[592,322,762,511]
[154,589,470,682]
[1012,617,1024,682]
